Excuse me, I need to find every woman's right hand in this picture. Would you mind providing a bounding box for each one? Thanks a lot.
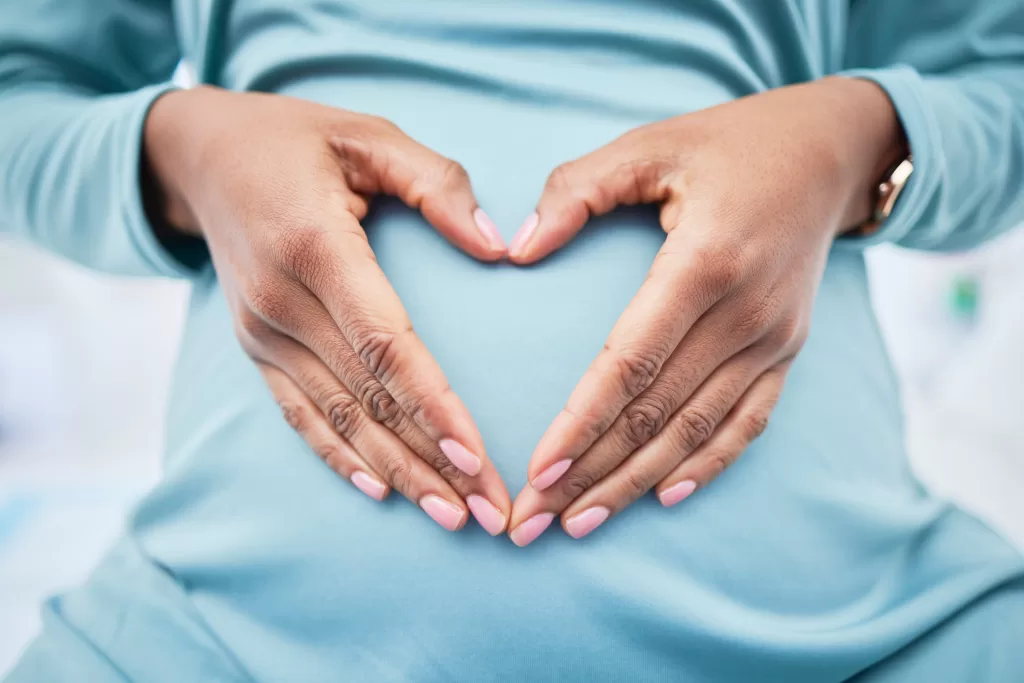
[142,86,511,535]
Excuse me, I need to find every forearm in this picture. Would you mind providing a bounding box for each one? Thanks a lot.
[842,0,1024,252]
[0,85,197,277]
[0,0,194,277]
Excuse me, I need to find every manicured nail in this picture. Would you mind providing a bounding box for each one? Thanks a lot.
[473,208,506,251]
[439,438,482,476]
[509,212,539,257]
[350,471,387,501]
[658,480,697,507]
[419,495,465,531]
[531,458,572,492]
[466,495,506,536]
[564,506,610,539]
[509,512,555,547]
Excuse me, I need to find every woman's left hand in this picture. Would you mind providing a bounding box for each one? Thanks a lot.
[506,77,905,546]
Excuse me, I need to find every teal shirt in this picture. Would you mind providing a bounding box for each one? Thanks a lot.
[4,2,1024,682]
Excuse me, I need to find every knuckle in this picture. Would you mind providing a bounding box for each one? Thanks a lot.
[312,441,340,467]
[738,299,780,339]
[773,316,808,351]
[621,398,670,448]
[437,158,470,190]
[434,459,466,484]
[378,453,413,492]
[695,247,745,298]
[708,451,735,479]
[613,348,662,397]
[367,114,401,133]
[560,468,597,499]
[545,162,576,193]
[675,407,717,452]
[405,391,446,432]
[235,308,275,351]
[742,410,771,441]
[278,400,308,433]
[621,470,651,499]
[420,442,467,485]
[361,382,402,427]
[325,393,362,436]
[245,279,291,329]
[275,226,328,277]
[351,326,402,383]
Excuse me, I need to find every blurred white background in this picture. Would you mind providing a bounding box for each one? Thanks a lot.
[1,229,1023,674]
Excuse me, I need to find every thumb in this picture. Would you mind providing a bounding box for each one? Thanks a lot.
[330,125,506,262]
[508,140,669,264]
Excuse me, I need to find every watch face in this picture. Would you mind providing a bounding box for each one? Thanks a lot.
[878,157,914,220]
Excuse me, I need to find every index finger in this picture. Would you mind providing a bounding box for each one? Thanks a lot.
[292,214,494,485]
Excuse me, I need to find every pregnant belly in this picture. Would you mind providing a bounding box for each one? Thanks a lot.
[131,87,1001,682]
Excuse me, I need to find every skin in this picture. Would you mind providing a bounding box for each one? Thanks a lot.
[506,77,907,545]
[145,77,904,545]
[144,87,512,535]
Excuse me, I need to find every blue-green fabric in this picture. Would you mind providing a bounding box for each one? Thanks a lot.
[3,2,1024,681]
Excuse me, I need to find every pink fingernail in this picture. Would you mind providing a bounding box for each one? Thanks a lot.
[466,495,506,536]
[350,471,387,501]
[438,438,482,476]
[473,208,506,251]
[509,212,539,257]
[531,458,572,492]
[658,480,697,507]
[509,512,555,547]
[419,495,465,531]
[565,506,610,539]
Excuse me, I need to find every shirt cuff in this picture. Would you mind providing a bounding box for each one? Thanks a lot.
[831,65,942,251]
[120,83,210,278]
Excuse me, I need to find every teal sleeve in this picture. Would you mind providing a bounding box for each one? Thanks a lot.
[837,0,1024,251]
[0,0,200,277]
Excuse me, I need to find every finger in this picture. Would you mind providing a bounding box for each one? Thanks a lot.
[527,300,760,494]
[259,361,389,502]
[262,328,508,535]
[278,216,494,484]
[510,351,762,544]
[525,227,727,494]
[515,346,765,531]
[349,411,472,532]
[329,126,506,261]
[655,363,787,506]
[508,132,670,263]
[284,355,471,532]
[556,360,773,540]
[238,276,511,528]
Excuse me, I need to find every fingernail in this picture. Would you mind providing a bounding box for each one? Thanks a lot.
[531,458,572,492]
[466,495,506,536]
[419,495,465,531]
[473,208,506,251]
[439,438,482,476]
[564,506,610,539]
[509,512,555,547]
[350,471,387,501]
[509,212,539,258]
[658,480,697,507]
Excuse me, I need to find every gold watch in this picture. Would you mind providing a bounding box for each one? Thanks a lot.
[853,155,914,236]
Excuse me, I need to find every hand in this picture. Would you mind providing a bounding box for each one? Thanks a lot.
[505,77,906,545]
[143,87,511,535]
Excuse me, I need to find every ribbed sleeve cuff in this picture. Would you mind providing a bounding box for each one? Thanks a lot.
[120,83,209,278]
[832,65,942,250]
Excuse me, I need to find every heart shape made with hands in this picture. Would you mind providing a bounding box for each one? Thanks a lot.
[181,80,885,546]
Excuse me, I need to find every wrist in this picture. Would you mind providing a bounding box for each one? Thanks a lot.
[816,77,909,237]
[142,87,221,237]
